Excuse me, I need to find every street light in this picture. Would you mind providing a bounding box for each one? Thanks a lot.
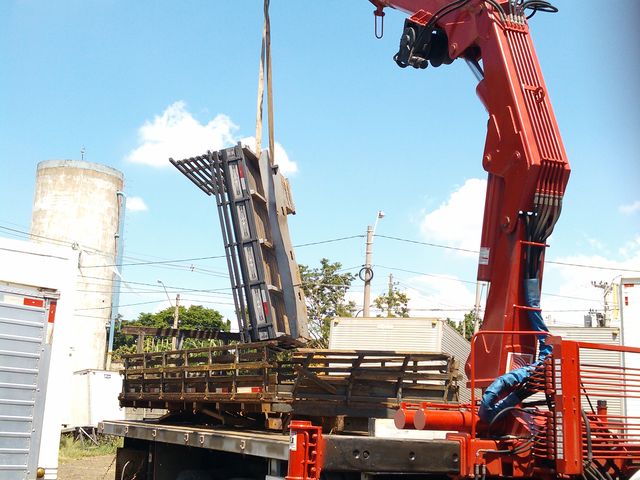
[157,279,173,306]
[361,211,385,317]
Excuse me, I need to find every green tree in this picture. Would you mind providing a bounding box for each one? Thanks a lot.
[445,310,479,341]
[373,284,410,318]
[113,305,229,359]
[299,258,356,347]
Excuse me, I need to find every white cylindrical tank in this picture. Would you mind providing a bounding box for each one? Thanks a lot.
[31,160,124,371]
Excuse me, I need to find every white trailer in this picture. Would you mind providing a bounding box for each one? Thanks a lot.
[620,278,640,418]
[0,237,78,480]
[71,369,125,428]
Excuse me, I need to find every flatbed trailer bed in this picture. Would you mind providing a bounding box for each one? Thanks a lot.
[101,419,460,480]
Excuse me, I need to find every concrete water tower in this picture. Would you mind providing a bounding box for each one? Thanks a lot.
[31,160,125,371]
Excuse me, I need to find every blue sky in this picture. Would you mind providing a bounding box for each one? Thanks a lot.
[1,1,639,328]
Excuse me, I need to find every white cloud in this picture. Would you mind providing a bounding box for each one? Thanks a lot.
[240,136,298,175]
[585,236,607,252]
[420,178,486,253]
[126,196,148,212]
[619,200,640,215]
[126,101,237,167]
[126,102,298,175]
[404,274,476,321]
[619,235,640,258]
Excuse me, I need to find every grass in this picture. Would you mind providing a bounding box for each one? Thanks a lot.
[58,434,123,463]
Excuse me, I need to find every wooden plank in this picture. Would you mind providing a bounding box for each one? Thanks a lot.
[128,361,272,375]
[293,349,452,359]
[121,326,241,342]
[296,367,338,395]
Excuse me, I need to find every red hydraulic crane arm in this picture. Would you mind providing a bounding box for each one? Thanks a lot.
[370,0,570,384]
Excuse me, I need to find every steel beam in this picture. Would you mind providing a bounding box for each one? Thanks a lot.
[100,420,290,461]
[322,436,460,474]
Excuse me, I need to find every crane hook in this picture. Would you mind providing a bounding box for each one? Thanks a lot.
[373,6,385,39]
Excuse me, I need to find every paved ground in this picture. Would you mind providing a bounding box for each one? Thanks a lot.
[58,454,116,480]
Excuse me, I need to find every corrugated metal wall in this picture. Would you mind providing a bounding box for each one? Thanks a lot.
[329,317,442,352]
[441,321,472,402]
[548,327,623,416]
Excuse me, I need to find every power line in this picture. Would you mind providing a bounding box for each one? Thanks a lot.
[375,234,477,254]
[76,274,232,293]
[379,265,601,307]
[294,235,365,248]
[74,313,111,320]
[1,221,364,273]
[0,223,229,273]
[75,288,233,298]
[0,246,70,261]
[376,233,640,273]
[0,224,111,256]
[543,292,600,302]
[376,265,478,285]
[545,260,640,273]
[75,298,237,311]
[179,298,235,306]
[75,300,164,311]
[81,254,228,268]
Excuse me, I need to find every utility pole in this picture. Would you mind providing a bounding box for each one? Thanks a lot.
[473,281,485,334]
[361,211,384,317]
[172,293,180,349]
[363,225,374,317]
[591,280,618,327]
[386,273,395,317]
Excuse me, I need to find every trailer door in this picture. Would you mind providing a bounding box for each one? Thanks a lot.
[0,285,57,480]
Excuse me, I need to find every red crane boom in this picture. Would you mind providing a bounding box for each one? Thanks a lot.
[371,0,570,385]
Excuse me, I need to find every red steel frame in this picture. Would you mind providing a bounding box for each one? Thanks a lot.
[547,338,640,478]
[389,335,640,478]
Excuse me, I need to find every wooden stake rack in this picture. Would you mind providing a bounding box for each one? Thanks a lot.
[120,341,460,420]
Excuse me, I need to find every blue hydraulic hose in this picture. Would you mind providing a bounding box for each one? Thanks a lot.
[478,278,552,422]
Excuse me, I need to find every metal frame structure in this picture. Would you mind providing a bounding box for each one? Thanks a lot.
[171,146,276,342]
[171,145,308,343]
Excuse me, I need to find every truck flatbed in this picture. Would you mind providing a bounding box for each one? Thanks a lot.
[101,419,460,476]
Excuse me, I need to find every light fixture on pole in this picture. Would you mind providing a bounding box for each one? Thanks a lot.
[157,279,173,306]
[361,211,385,317]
